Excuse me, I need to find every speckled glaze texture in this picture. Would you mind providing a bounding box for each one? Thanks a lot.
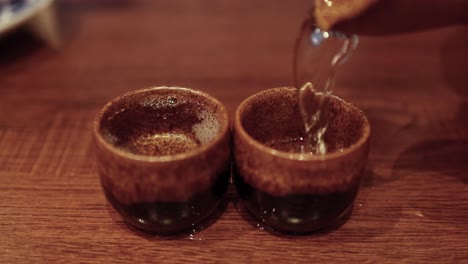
[94,87,230,205]
[234,87,370,196]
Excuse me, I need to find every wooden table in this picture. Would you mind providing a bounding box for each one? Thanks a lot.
[1,1,467,263]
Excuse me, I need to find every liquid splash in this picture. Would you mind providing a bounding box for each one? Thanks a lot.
[294,19,358,154]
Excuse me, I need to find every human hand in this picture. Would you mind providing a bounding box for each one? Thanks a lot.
[314,0,468,35]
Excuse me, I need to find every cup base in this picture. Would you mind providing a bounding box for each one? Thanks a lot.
[102,169,229,236]
[234,167,359,234]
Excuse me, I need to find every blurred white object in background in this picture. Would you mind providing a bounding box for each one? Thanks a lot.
[0,0,60,48]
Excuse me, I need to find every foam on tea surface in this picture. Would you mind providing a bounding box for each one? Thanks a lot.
[240,89,362,158]
[100,91,220,157]
[193,110,220,145]
[294,17,358,155]
[130,132,199,156]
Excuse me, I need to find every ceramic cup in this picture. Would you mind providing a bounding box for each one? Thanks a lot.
[94,87,230,235]
[233,87,370,234]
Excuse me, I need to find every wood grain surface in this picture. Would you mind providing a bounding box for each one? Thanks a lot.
[1,0,467,263]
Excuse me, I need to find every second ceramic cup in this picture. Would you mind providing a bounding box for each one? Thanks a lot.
[233,87,370,234]
[94,87,230,235]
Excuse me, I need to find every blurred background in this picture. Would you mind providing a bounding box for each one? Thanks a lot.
[0,0,314,113]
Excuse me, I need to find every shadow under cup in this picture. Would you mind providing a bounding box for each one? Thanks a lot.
[94,87,230,235]
[234,87,370,234]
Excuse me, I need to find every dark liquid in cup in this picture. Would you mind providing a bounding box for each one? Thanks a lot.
[234,138,359,234]
[102,169,229,235]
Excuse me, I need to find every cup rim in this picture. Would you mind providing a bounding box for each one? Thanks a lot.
[94,86,229,163]
[234,87,370,161]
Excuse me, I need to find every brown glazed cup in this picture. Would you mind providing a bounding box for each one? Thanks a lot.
[233,87,370,234]
[94,87,230,235]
